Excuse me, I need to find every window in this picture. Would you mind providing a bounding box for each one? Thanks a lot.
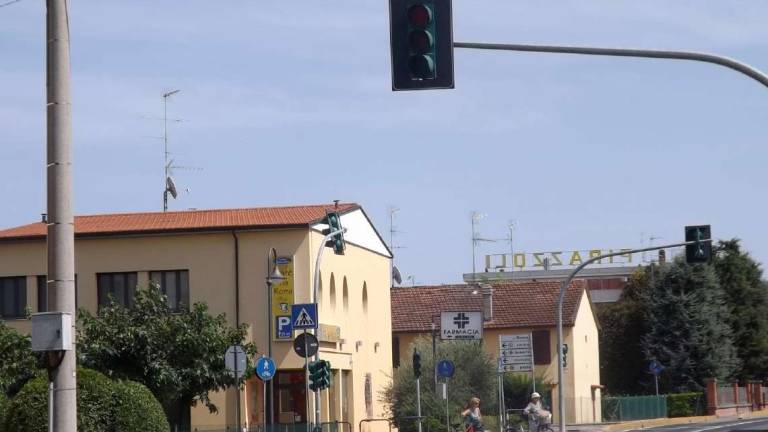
[342,277,349,312]
[150,270,189,312]
[532,330,551,365]
[37,275,78,312]
[0,276,26,318]
[329,273,336,312]
[97,272,137,308]
[392,336,401,368]
[362,282,368,313]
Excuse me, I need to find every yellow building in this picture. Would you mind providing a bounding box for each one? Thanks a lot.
[390,281,602,424]
[0,203,393,431]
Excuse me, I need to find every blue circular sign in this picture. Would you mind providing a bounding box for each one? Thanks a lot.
[437,360,455,378]
[256,356,276,381]
[648,360,665,376]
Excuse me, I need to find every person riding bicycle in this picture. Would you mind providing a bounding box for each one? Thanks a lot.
[461,397,484,432]
[523,392,551,432]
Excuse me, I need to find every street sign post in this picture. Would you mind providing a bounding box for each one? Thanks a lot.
[498,334,533,373]
[256,356,276,381]
[437,360,455,378]
[649,360,666,395]
[440,311,483,340]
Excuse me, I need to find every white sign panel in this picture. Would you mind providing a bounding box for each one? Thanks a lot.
[441,311,483,340]
[499,334,533,373]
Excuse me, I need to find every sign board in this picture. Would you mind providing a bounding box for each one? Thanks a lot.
[225,345,247,379]
[649,360,665,376]
[437,360,455,378]
[485,248,640,271]
[440,311,483,340]
[272,256,295,340]
[291,303,318,330]
[293,332,319,358]
[318,324,341,343]
[256,356,276,381]
[499,334,533,373]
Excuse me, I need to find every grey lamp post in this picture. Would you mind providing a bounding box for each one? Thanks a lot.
[266,248,285,428]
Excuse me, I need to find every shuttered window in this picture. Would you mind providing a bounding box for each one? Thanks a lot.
[532,330,551,365]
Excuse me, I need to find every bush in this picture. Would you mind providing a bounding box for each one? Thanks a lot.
[3,369,167,432]
[0,392,8,432]
[667,392,706,417]
[113,380,169,432]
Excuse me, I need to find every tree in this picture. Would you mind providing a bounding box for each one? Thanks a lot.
[713,239,768,380]
[642,258,739,392]
[0,321,37,398]
[382,337,498,432]
[77,285,256,427]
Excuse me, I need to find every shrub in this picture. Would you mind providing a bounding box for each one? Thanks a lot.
[113,380,169,432]
[667,392,705,417]
[0,392,8,432]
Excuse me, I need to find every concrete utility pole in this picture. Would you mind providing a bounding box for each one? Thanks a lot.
[46,0,77,431]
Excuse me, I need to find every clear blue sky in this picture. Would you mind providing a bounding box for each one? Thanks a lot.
[2,1,767,284]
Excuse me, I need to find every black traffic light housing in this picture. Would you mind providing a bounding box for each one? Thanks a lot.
[308,360,332,391]
[389,0,454,91]
[413,349,422,378]
[562,344,568,368]
[685,225,712,264]
[322,211,346,256]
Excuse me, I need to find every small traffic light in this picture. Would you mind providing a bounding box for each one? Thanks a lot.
[685,225,712,264]
[562,344,568,368]
[389,0,454,91]
[323,211,346,255]
[413,349,422,378]
[308,360,332,391]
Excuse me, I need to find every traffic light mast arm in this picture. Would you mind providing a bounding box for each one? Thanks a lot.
[554,239,711,432]
[453,42,768,89]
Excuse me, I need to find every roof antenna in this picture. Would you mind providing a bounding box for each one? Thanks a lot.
[333,200,340,209]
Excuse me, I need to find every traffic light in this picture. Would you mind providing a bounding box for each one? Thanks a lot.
[389,0,454,91]
[308,360,332,391]
[413,349,422,378]
[562,344,568,368]
[685,225,712,264]
[323,211,346,255]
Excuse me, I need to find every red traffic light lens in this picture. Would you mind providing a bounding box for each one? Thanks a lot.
[408,4,432,28]
[408,29,433,54]
[408,54,435,79]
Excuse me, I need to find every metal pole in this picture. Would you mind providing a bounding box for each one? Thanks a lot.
[498,373,504,432]
[235,349,241,431]
[263,359,268,432]
[48,380,54,432]
[416,378,423,432]
[655,375,659,397]
[267,248,278,428]
[445,380,449,432]
[432,323,437,391]
[305,329,311,432]
[46,1,76,431]
[163,93,167,212]
[453,42,768,89]
[555,240,711,432]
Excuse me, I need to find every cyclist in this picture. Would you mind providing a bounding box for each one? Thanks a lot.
[461,397,484,432]
[523,392,551,432]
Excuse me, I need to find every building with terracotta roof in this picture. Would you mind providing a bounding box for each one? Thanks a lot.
[390,281,601,424]
[0,203,393,431]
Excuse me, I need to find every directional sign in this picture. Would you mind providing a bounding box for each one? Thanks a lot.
[437,360,455,378]
[291,303,318,330]
[225,345,247,379]
[256,356,277,381]
[440,311,483,340]
[293,332,319,358]
[499,334,533,373]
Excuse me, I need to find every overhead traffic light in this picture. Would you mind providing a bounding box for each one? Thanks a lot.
[413,349,422,378]
[389,0,454,91]
[308,360,332,391]
[323,211,346,255]
[685,225,712,264]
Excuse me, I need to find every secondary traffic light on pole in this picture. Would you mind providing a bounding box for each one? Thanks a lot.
[308,360,332,391]
[413,349,422,378]
[323,211,346,255]
[388,0,454,91]
[685,225,712,264]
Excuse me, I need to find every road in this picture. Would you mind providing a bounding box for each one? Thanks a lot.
[622,416,768,432]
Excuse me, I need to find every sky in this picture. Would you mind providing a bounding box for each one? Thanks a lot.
[1,1,767,285]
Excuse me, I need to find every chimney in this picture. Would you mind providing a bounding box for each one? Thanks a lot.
[482,284,493,321]
[41,213,48,223]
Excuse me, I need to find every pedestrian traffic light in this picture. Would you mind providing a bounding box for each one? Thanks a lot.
[308,360,332,391]
[413,349,422,378]
[323,211,346,255]
[685,225,712,264]
[388,0,454,91]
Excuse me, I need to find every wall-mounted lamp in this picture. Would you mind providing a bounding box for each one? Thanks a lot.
[374,342,380,353]
[355,341,363,352]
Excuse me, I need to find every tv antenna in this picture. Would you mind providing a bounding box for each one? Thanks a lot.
[158,89,201,211]
[471,211,498,277]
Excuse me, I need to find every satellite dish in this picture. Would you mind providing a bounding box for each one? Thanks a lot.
[166,176,178,199]
[392,266,403,285]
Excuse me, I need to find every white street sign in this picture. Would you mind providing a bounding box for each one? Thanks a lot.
[440,311,483,340]
[225,345,247,379]
[499,334,533,373]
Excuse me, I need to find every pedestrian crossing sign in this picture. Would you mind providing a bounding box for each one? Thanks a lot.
[291,303,318,330]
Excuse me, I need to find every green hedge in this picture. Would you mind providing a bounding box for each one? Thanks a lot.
[0,392,8,432]
[667,392,706,417]
[113,380,169,432]
[3,369,167,432]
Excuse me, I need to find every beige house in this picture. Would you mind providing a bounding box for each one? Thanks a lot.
[390,281,602,424]
[0,203,393,431]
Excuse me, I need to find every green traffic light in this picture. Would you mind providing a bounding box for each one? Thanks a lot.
[408,54,435,79]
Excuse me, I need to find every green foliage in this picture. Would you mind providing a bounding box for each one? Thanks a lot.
[666,392,705,418]
[643,257,739,392]
[0,392,8,432]
[713,240,768,380]
[3,368,167,432]
[113,379,170,432]
[502,373,551,410]
[0,321,37,398]
[78,285,257,417]
[382,338,498,432]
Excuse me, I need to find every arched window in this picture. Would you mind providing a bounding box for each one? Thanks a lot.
[329,273,337,312]
[343,277,349,312]
[362,282,368,313]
